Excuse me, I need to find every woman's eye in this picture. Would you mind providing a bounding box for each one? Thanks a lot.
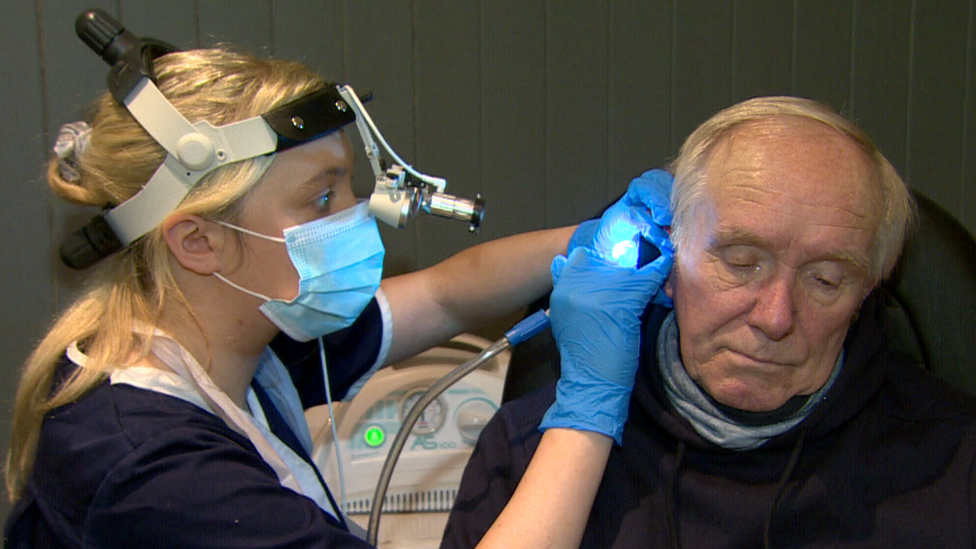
[311,190,333,209]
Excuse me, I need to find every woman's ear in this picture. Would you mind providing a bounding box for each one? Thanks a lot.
[161,214,225,275]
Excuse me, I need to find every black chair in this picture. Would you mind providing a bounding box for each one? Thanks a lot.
[884,191,976,393]
[501,190,976,402]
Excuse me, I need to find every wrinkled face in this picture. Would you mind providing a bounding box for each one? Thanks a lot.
[664,118,881,412]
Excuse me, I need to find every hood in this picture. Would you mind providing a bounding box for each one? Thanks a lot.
[633,289,893,453]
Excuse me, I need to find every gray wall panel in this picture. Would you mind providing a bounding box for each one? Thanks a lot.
[272,0,346,80]
[850,0,913,175]
[414,2,485,266]
[345,1,418,276]
[39,1,115,311]
[907,1,969,207]
[0,1,49,525]
[480,0,549,237]
[793,0,854,111]
[197,1,273,53]
[672,0,734,150]
[964,0,976,225]
[608,0,673,191]
[547,1,610,227]
[732,0,793,101]
[122,0,199,50]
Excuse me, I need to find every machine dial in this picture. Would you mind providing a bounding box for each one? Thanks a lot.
[455,398,498,445]
[400,388,446,436]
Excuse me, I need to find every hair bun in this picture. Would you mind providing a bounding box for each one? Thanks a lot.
[53,121,92,182]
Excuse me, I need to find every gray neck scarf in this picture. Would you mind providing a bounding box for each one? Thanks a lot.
[657,312,842,450]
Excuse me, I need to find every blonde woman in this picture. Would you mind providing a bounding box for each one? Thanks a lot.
[4,40,671,549]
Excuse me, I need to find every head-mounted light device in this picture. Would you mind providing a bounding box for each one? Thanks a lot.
[61,9,484,270]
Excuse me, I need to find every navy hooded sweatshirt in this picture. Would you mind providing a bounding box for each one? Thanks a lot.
[441,291,976,548]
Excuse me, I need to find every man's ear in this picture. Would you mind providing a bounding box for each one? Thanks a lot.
[663,263,677,300]
[161,214,226,275]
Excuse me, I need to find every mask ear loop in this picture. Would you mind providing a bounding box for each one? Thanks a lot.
[318,337,348,516]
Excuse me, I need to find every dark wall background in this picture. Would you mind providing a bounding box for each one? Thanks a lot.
[2,0,975,524]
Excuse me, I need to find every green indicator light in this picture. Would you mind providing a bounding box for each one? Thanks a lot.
[364,426,386,447]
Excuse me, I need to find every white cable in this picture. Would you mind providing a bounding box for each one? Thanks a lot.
[318,337,347,515]
[338,86,446,192]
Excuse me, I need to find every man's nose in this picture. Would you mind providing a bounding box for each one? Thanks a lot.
[747,274,796,341]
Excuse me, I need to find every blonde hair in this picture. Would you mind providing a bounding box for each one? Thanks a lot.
[668,96,914,282]
[6,47,325,501]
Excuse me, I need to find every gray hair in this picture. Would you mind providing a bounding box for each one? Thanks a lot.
[667,96,914,282]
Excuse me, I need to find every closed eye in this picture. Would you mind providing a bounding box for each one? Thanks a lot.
[720,246,762,272]
[813,275,839,289]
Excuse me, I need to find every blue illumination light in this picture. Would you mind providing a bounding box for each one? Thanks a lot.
[609,238,638,268]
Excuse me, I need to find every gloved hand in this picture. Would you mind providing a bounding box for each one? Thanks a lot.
[566,169,674,306]
[539,243,673,444]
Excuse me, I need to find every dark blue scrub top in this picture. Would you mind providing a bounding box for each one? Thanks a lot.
[4,299,384,549]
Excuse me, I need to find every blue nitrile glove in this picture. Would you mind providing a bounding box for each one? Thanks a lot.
[566,169,674,306]
[539,244,673,444]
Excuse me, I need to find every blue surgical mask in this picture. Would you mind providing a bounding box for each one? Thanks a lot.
[215,200,385,341]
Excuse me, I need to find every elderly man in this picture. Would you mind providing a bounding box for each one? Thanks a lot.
[440,97,976,548]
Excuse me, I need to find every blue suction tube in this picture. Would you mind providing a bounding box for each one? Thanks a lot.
[366,235,664,542]
[366,309,551,545]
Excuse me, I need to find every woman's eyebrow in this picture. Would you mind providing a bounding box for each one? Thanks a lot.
[298,166,347,189]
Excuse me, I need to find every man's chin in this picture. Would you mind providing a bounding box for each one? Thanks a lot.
[702,382,797,413]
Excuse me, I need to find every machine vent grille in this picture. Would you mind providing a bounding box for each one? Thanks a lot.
[345,489,459,514]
